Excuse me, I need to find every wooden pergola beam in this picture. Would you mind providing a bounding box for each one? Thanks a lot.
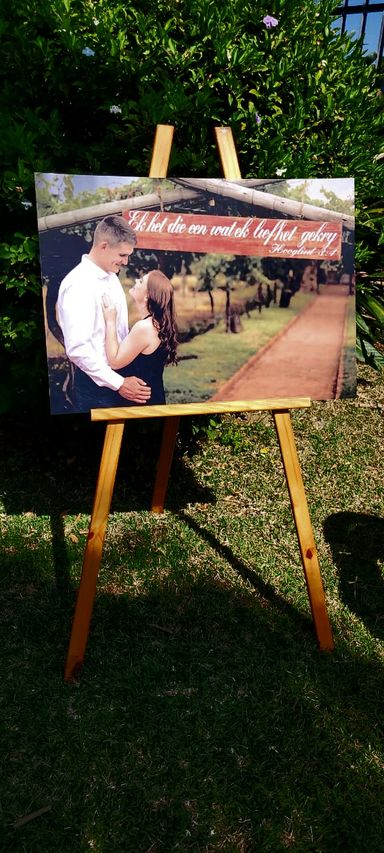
[37,186,200,232]
[172,178,354,230]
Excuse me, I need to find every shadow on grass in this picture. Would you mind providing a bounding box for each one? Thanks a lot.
[2,564,384,853]
[0,414,214,517]
[0,413,215,605]
[177,509,313,639]
[324,511,384,640]
[2,413,384,852]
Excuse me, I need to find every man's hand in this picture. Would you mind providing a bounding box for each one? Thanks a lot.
[119,376,151,403]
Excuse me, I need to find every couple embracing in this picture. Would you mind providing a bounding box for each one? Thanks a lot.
[57,215,178,412]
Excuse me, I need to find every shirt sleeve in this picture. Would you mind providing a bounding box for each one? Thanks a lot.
[57,280,125,391]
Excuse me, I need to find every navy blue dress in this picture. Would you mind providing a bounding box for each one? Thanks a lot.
[118,344,167,405]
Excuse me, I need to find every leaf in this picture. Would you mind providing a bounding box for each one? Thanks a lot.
[364,295,384,325]
[357,336,384,370]
[163,18,174,32]
[356,313,371,335]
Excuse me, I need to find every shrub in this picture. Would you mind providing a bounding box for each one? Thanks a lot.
[0,0,383,411]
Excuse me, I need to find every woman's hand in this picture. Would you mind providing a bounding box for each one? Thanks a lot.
[102,293,117,323]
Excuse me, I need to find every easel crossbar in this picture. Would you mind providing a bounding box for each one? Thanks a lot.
[91,398,311,421]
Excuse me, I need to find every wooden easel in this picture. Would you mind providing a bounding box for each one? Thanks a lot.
[64,125,334,681]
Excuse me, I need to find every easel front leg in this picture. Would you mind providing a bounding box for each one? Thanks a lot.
[151,416,180,513]
[64,422,125,680]
[273,410,334,651]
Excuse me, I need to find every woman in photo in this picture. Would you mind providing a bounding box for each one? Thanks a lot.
[102,269,178,405]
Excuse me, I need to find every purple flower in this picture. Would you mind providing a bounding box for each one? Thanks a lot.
[82,47,95,57]
[263,15,279,28]
[255,113,262,125]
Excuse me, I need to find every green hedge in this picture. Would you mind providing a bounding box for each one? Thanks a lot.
[0,0,383,411]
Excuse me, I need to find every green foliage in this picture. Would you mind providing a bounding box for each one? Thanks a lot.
[190,253,235,282]
[1,0,383,410]
[191,412,253,451]
[355,197,384,369]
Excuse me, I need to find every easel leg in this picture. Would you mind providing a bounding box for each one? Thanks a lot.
[64,422,125,680]
[273,410,334,651]
[151,416,180,513]
[148,125,180,516]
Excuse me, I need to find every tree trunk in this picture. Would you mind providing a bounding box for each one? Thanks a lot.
[225,283,231,332]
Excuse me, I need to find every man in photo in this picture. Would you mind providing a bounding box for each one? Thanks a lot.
[57,215,151,412]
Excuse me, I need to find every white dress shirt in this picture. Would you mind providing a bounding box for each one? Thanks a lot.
[57,255,129,390]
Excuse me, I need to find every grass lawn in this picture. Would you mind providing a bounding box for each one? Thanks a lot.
[1,363,383,852]
[165,292,316,403]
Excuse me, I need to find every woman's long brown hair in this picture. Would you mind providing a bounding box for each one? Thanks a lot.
[146,271,178,365]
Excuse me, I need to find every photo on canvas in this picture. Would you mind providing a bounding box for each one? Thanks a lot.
[35,175,355,415]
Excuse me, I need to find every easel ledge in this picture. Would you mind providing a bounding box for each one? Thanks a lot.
[91,397,311,421]
[64,124,334,682]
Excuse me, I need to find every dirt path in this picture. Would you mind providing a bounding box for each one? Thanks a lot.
[211,285,351,401]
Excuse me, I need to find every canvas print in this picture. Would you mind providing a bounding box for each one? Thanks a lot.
[35,175,355,414]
